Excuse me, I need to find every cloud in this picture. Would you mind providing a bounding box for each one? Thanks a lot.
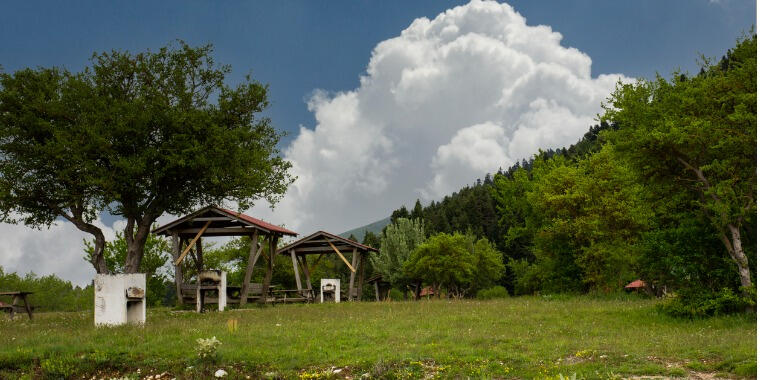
[252,0,632,235]
[0,216,120,286]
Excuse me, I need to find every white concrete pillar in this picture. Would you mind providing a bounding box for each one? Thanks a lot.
[94,273,146,326]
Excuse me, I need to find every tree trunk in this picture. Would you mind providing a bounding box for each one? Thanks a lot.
[677,157,754,294]
[124,216,153,273]
[92,234,108,273]
[413,281,422,300]
[728,224,752,289]
[60,208,109,274]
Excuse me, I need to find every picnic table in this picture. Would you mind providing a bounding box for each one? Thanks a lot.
[0,291,34,320]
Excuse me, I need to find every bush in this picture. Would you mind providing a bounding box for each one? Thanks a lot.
[476,286,509,300]
[658,287,755,318]
[388,288,404,301]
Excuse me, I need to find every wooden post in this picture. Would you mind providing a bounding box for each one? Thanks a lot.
[291,249,302,291]
[357,254,366,301]
[348,248,358,301]
[195,237,204,272]
[374,281,380,302]
[299,255,313,300]
[259,235,277,304]
[171,232,183,306]
[240,230,259,305]
[196,237,204,312]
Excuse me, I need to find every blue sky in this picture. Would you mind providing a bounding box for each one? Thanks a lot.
[1,1,754,147]
[0,1,755,284]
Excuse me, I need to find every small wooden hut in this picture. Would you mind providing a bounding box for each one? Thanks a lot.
[276,231,378,301]
[152,205,297,308]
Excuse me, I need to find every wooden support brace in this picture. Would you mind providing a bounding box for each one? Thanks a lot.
[240,230,260,305]
[349,248,358,301]
[300,255,313,292]
[174,220,211,265]
[326,239,355,272]
[291,249,302,291]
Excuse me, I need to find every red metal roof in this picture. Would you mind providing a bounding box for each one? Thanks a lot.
[218,207,297,236]
[152,205,297,237]
[625,279,646,289]
[419,286,436,297]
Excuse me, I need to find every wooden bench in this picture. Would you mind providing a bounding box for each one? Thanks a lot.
[270,289,311,303]
[0,291,34,320]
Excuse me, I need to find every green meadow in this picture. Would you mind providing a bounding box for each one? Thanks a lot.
[0,296,755,379]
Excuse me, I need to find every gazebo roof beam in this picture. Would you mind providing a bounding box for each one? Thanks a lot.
[190,216,236,222]
[293,245,355,253]
[177,226,266,235]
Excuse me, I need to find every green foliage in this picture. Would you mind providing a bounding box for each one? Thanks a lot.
[361,231,380,249]
[476,285,509,300]
[488,34,757,309]
[468,236,505,292]
[370,218,426,288]
[387,288,404,301]
[658,287,756,318]
[404,233,476,297]
[496,147,651,294]
[602,34,756,290]
[0,266,92,312]
[403,232,503,297]
[506,258,540,295]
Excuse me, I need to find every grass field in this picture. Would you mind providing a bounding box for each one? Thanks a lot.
[0,296,756,379]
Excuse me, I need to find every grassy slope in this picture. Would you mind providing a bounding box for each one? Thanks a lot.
[0,297,755,379]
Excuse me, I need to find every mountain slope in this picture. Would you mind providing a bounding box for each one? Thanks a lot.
[339,217,391,239]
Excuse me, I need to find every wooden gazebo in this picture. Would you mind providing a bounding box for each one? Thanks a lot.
[276,231,378,301]
[152,205,297,307]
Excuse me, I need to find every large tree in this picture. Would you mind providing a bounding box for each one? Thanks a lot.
[0,41,293,274]
[602,34,756,291]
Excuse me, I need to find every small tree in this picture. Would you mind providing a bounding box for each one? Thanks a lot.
[0,41,294,274]
[370,218,425,293]
[467,235,505,293]
[404,232,477,298]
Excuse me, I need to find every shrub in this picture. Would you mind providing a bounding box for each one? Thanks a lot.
[658,287,755,318]
[195,336,222,361]
[476,286,509,300]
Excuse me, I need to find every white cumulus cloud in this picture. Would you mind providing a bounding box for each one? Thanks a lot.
[252,0,632,235]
